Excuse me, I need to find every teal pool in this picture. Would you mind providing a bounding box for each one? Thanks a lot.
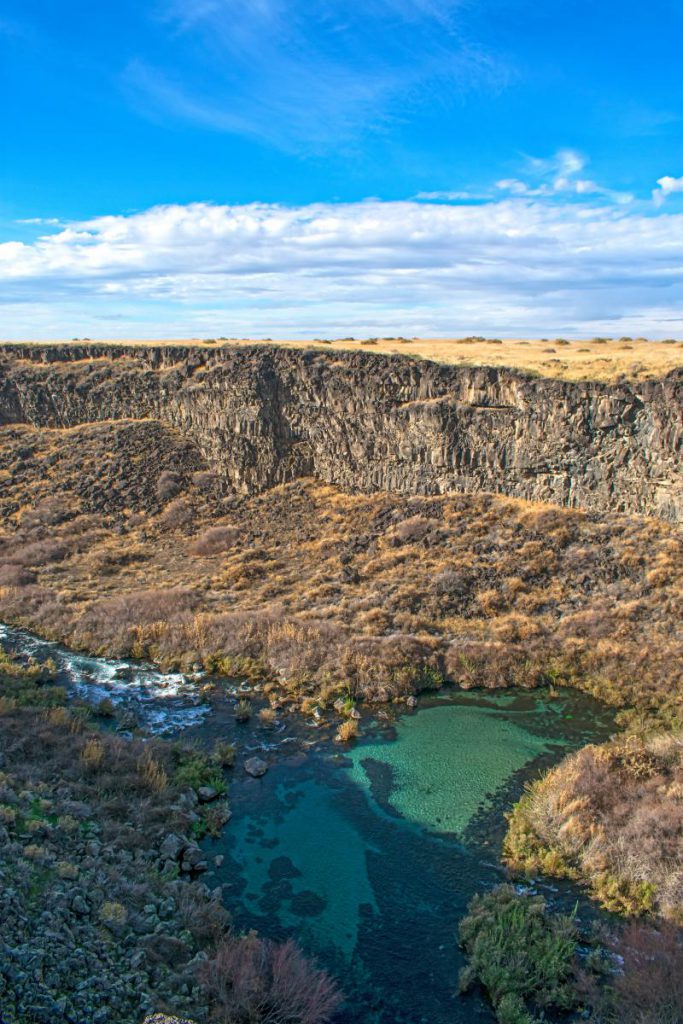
[210,688,614,1024]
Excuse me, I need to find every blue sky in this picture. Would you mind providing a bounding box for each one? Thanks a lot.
[2,0,683,338]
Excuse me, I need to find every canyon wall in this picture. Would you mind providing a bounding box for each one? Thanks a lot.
[0,343,681,521]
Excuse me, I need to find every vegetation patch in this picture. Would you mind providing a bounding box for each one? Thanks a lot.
[504,730,683,920]
[459,885,683,1024]
[459,885,582,1024]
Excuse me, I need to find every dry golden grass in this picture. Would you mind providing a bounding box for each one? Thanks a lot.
[505,731,683,920]
[336,719,359,743]
[8,335,683,382]
[0,433,681,713]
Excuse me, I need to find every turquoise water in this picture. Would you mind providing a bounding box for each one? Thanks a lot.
[347,696,555,835]
[211,689,614,1024]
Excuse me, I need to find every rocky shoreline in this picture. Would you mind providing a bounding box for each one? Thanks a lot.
[0,650,230,1024]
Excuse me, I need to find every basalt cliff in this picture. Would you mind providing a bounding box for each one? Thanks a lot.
[0,343,681,521]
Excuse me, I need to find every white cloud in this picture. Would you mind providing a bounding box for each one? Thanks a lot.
[3,192,683,339]
[653,175,683,207]
[495,149,633,205]
[415,190,492,201]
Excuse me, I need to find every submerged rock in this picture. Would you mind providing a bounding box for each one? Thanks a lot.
[244,757,268,777]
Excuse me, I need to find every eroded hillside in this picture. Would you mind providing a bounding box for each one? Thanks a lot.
[0,417,680,716]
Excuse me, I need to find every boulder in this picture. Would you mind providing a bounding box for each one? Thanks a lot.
[244,757,268,778]
[196,786,219,803]
[159,833,187,862]
[179,844,207,873]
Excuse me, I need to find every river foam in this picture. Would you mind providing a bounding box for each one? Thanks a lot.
[0,623,209,734]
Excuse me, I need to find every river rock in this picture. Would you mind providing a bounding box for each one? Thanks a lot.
[406,695,418,708]
[179,844,207,873]
[159,833,186,861]
[196,786,219,803]
[244,757,268,777]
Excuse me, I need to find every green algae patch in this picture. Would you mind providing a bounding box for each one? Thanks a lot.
[346,696,562,836]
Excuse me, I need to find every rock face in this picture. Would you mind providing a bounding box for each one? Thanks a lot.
[0,343,681,521]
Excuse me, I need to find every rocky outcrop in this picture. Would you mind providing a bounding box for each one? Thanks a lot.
[0,343,681,521]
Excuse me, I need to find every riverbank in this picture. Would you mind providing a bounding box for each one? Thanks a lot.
[0,651,224,1023]
[0,626,618,1024]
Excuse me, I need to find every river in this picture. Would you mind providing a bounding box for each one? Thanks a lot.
[0,623,615,1024]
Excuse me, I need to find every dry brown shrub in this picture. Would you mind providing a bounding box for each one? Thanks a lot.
[156,470,181,501]
[607,921,683,1024]
[190,525,240,555]
[80,738,104,770]
[158,497,195,532]
[198,931,342,1024]
[336,719,358,743]
[138,751,168,793]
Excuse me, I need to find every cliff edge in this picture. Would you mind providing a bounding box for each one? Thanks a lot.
[0,343,681,521]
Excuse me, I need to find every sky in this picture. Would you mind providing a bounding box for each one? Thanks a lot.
[1,0,683,339]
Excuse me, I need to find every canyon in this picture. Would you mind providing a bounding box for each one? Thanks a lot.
[0,343,681,522]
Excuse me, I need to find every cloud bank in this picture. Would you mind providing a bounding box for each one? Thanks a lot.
[3,190,683,339]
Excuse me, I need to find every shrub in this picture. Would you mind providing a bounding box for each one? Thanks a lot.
[336,720,358,743]
[173,748,226,794]
[212,740,236,768]
[603,921,683,1024]
[80,739,104,771]
[159,497,195,533]
[156,470,181,501]
[190,525,240,555]
[235,699,252,723]
[198,931,342,1024]
[138,751,168,793]
[458,885,580,1023]
[98,901,128,927]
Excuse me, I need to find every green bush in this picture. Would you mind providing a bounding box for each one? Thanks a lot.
[458,885,580,1024]
[172,747,226,794]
